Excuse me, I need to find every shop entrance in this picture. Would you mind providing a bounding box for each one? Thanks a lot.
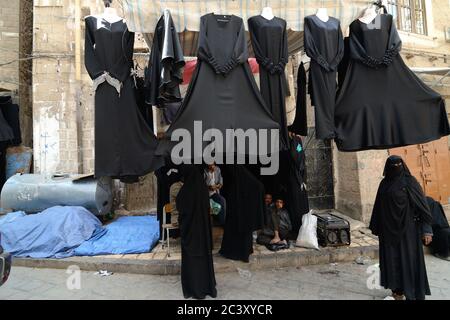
[389,137,450,204]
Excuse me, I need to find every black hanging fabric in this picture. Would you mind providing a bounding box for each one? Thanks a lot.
[426,197,450,258]
[84,16,163,178]
[370,155,432,300]
[176,165,217,299]
[219,164,265,263]
[248,15,289,149]
[134,73,154,131]
[335,14,450,151]
[0,98,13,144]
[0,96,21,146]
[288,62,308,136]
[157,14,279,161]
[0,142,7,192]
[285,134,309,233]
[304,15,344,140]
[145,9,185,107]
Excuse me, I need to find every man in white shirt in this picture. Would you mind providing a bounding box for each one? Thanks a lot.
[204,163,226,226]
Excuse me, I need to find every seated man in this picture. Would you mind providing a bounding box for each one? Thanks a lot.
[169,179,183,227]
[426,197,450,261]
[204,163,226,226]
[270,198,292,245]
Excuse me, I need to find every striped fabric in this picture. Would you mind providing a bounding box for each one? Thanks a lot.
[123,0,369,33]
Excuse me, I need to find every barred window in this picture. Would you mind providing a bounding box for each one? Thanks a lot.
[387,0,427,35]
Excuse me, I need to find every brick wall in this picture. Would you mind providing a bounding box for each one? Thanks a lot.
[0,0,20,92]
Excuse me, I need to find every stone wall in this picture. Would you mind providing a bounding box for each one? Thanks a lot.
[0,0,20,92]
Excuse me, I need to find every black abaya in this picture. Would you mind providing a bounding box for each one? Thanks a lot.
[288,62,308,136]
[426,197,450,258]
[286,134,309,233]
[248,15,289,149]
[146,10,185,107]
[220,165,265,263]
[158,14,279,161]
[84,16,163,178]
[0,96,21,146]
[177,165,217,299]
[370,156,432,300]
[335,14,450,151]
[304,15,344,140]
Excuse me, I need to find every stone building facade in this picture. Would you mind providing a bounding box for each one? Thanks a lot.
[22,0,450,218]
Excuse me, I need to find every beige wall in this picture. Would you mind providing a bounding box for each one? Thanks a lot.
[0,0,20,92]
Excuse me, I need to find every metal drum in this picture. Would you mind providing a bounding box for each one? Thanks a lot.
[0,174,113,215]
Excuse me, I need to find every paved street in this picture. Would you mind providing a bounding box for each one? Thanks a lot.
[1,254,449,300]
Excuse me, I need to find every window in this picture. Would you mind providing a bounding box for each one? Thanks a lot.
[387,0,427,35]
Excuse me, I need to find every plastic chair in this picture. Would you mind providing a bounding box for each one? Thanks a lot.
[161,203,179,257]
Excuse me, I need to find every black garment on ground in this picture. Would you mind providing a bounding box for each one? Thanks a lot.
[220,165,265,263]
[426,197,450,258]
[304,15,344,140]
[288,62,308,136]
[84,16,163,178]
[146,10,185,107]
[335,14,450,151]
[0,96,21,146]
[286,135,309,233]
[370,155,432,300]
[177,165,217,299]
[248,15,289,149]
[158,14,279,161]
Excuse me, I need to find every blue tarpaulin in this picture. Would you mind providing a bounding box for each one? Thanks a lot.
[74,215,159,256]
[0,206,104,258]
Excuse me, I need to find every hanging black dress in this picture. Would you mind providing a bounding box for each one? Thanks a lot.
[426,197,450,258]
[304,15,344,140]
[286,134,309,233]
[146,9,185,107]
[0,96,14,192]
[248,15,289,149]
[84,16,163,178]
[158,14,279,162]
[288,62,308,136]
[335,14,450,151]
[176,165,217,299]
[220,165,265,263]
[370,156,432,300]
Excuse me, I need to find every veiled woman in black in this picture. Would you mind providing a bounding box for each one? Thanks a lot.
[176,165,217,299]
[370,155,433,300]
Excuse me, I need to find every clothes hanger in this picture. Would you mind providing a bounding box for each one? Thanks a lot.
[101,0,123,24]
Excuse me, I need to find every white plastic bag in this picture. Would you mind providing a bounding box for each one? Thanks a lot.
[296,211,319,250]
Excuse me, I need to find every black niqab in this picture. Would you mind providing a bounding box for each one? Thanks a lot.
[370,155,432,300]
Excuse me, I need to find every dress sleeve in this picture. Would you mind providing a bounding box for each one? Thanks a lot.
[197,16,223,75]
[220,18,249,76]
[369,187,382,236]
[84,17,104,80]
[406,176,433,225]
[328,23,344,71]
[304,17,332,72]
